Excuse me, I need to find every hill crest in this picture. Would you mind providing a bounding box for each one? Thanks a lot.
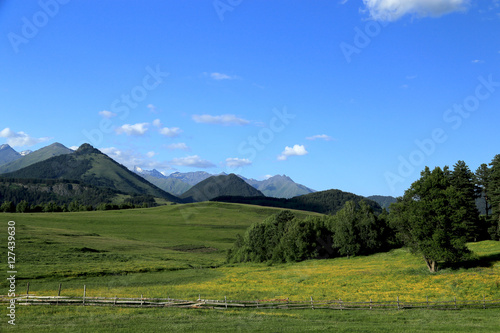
[0,142,73,174]
[2,143,181,203]
[180,173,264,203]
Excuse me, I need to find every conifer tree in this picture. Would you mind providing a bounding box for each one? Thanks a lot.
[488,155,500,239]
[390,166,471,272]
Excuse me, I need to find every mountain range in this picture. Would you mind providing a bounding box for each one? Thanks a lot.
[0,142,398,212]
[0,143,73,174]
[1,143,181,203]
[134,167,316,199]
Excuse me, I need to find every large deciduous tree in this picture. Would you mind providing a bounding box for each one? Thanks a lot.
[390,166,471,272]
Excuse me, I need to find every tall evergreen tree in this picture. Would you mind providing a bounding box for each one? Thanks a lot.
[475,163,492,217]
[489,155,500,240]
[390,166,471,272]
[450,160,480,241]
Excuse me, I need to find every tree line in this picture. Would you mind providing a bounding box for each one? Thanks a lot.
[0,198,156,213]
[228,156,500,272]
[213,189,382,215]
[0,177,159,212]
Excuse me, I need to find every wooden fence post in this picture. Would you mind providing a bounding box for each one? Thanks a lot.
[339,298,342,311]
[141,294,144,307]
[310,296,314,310]
[426,296,429,309]
[225,296,227,309]
[26,282,30,296]
[454,297,457,310]
[57,283,62,305]
[83,285,86,306]
[483,295,486,310]
[370,298,372,310]
[397,296,400,310]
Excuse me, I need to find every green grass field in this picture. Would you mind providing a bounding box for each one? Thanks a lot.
[5,307,500,332]
[1,203,499,331]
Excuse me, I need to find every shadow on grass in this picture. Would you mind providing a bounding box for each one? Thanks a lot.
[441,253,500,270]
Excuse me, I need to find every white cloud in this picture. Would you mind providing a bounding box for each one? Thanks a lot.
[100,147,171,170]
[0,128,49,147]
[69,146,79,151]
[167,143,189,151]
[146,151,156,158]
[192,114,250,126]
[100,147,140,166]
[306,134,334,141]
[152,119,162,127]
[363,0,469,21]
[99,110,117,118]
[209,72,238,80]
[159,127,182,137]
[170,155,215,168]
[115,123,149,136]
[147,104,158,113]
[225,157,252,168]
[472,59,484,64]
[277,144,308,161]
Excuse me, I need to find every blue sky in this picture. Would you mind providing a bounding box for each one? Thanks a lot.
[1,0,499,197]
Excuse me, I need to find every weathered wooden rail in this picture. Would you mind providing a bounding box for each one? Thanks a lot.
[2,294,499,310]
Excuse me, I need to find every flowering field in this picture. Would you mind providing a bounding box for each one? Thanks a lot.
[153,241,500,302]
[37,241,500,304]
[2,204,499,305]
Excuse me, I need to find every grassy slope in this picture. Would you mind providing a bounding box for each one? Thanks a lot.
[5,307,499,332]
[1,203,499,331]
[0,203,319,292]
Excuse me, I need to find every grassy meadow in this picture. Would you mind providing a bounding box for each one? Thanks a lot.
[1,202,500,331]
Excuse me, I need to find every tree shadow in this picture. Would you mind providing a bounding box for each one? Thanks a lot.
[441,253,500,270]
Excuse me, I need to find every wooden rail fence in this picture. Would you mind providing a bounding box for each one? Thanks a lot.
[1,292,499,310]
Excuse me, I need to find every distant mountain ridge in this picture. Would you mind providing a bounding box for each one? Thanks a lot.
[134,167,315,198]
[133,166,166,179]
[2,143,182,203]
[243,174,315,198]
[0,144,22,165]
[0,142,73,174]
[180,174,265,203]
[366,195,397,210]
